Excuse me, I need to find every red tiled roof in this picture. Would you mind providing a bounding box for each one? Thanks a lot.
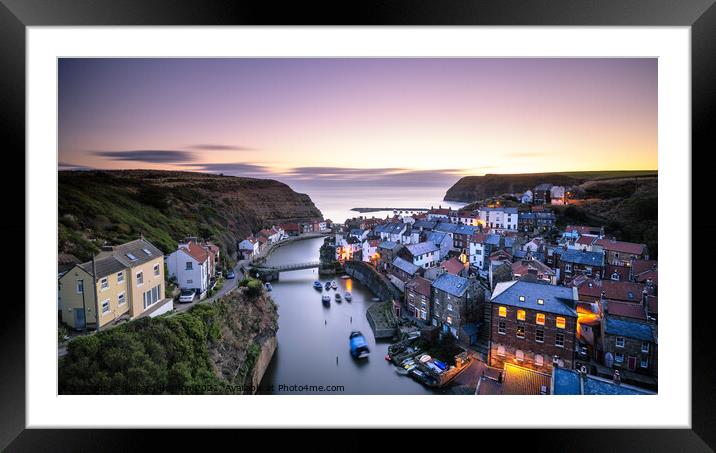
[182,241,209,263]
[576,235,597,246]
[574,278,645,303]
[594,239,646,255]
[502,363,551,395]
[489,249,512,261]
[606,301,647,320]
[566,225,601,235]
[441,258,464,275]
[605,265,630,281]
[512,259,555,277]
[406,276,432,297]
[470,233,489,243]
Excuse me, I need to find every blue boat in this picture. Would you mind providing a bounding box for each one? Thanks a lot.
[349,331,370,359]
[433,359,447,371]
[313,281,323,290]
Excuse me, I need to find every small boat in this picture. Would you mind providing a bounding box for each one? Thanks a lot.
[419,355,432,363]
[325,282,331,290]
[395,367,409,376]
[340,275,351,279]
[349,331,371,359]
[321,294,330,304]
[371,297,381,302]
[384,355,392,361]
[331,281,338,289]
[313,281,323,290]
[265,282,272,291]
[344,292,352,301]
[335,293,342,302]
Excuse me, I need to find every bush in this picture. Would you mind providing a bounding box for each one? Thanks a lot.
[246,279,264,298]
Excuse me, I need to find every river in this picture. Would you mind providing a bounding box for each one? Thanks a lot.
[259,237,432,395]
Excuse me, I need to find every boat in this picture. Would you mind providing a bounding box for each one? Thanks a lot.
[331,281,338,289]
[371,297,381,302]
[384,355,392,361]
[335,293,342,302]
[349,331,370,359]
[313,281,323,290]
[265,282,272,291]
[325,282,331,290]
[395,367,409,376]
[321,294,330,304]
[344,292,352,301]
[419,354,432,363]
[340,275,351,279]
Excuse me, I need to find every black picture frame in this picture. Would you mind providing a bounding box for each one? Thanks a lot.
[2,0,711,450]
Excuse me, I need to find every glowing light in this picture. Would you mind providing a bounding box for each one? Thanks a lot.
[556,317,566,329]
[498,306,507,317]
[517,309,526,321]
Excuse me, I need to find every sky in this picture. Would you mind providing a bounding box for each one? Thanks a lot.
[58,58,657,186]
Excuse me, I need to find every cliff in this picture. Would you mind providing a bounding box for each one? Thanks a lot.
[58,170,323,262]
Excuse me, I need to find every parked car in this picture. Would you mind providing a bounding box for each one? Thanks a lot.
[226,270,236,279]
[179,289,196,303]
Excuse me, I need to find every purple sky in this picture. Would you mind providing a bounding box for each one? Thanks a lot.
[58,58,657,181]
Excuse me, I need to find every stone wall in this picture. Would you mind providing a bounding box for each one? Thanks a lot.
[343,260,402,302]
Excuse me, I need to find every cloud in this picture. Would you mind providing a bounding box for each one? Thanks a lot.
[179,162,272,178]
[185,144,257,151]
[58,161,93,171]
[92,150,196,163]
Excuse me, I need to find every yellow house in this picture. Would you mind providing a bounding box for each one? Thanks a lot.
[58,238,171,330]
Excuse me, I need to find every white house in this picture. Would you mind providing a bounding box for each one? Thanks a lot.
[238,237,259,259]
[403,242,440,269]
[469,238,486,270]
[520,190,533,204]
[425,231,452,259]
[479,207,519,231]
[427,207,451,221]
[362,239,380,263]
[166,241,210,299]
[550,186,566,205]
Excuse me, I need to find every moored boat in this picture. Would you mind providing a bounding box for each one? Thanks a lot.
[321,294,330,305]
[265,282,272,291]
[313,281,323,290]
[325,282,331,290]
[331,281,338,289]
[335,293,342,302]
[344,292,352,301]
[349,331,370,359]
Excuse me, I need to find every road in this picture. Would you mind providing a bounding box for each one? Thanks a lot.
[173,258,248,314]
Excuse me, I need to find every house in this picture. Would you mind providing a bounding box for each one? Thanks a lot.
[375,222,408,243]
[279,223,301,236]
[550,186,566,205]
[512,258,556,285]
[571,277,648,304]
[258,227,281,244]
[489,280,579,372]
[166,240,210,299]
[377,241,403,271]
[362,239,380,264]
[593,238,649,266]
[601,314,657,377]
[424,230,452,259]
[58,238,170,331]
[552,366,654,395]
[477,363,552,395]
[453,224,479,254]
[405,276,432,322]
[468,233,488,271]
[520,190,533,204]
[431,273,482,343]
[203,241,221,278]
[238,236,259,259]
[400,242,440,269]
[533,183,553,204]
[518,212,535,232]
[605,264,630,282]
[427,207,452,221]
[389,257,421,292]
[553,248,605,284]
[433,222,459,245]
[349,228,368,241]
[565,225,604,237]
[412,219,437,231]
[630,259,658,285]
[534,211,557,231]
[573,235,598,251]
[479,207,518,231]
[440,257,467,277]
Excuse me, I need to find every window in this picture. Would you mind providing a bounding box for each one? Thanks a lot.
[76,279,84,294]
[101,299,110,314]
[535,354,544,367]
[556,317,566,329]
[187,279,193,285]
[515,350,524,362]
[585,266,592,275]
[142,248,152,255]
[117,271,124,283]
[616,337,625,348]
[565,263,572,273]
[497,345,505,357]
[447,303,453,311]
[154,263,160,276]
[537,298,544,305]
[446,316,453,325]
[535,328,544,343]
[143,284,162,309]
[517,309,526,321]
[640,356,649,368]
[536,313,545,325]
[118,292,126,305]
[186,261,193,270]
[100,277,109,291]
[641,341,649,353]
[615,352,624,364]
[126,253,137,261]
[555,332,565,347]
[498,320,506,335]
[136,272,144,286]
[519,295,525,302]
[516,324,525,339]
[498,306,507,317]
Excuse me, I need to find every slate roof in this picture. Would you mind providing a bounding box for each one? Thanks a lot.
[377,222,407,235]
[604,317,655,341]
[405,241,439,257]
[555,248,605,266]
[534,183,553,191]
[378,241,400,250]
[606,301,647,320]
[594,239,646,255]
[413,220,438,230]
[432,273,470,297]
[552,367,582,395]
[350,229,364,236]
[425,231,449,246]
[434,222,459,234]
[481,207,518,214]
[582,376,654,395]
[485,234,502,246]
[79,256,127,280]
[392,257,420,275]
[491,280,578,317]
[455,225,479,236]
[79,238,163,279]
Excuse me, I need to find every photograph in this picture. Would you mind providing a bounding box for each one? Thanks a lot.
[56,57,659,396]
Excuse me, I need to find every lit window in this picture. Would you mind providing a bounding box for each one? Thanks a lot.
[498,320,506,335]
[497,345,505,357]
[517,309,526,321]
[100,277,109,290]
[616,337,625,348]
[537,298,544,305]
[556,317,566,329]
[446,316,453,325]
[447,303,453,311]
[117,271,124,283]
[516,325,525,339]
[535,328,544,343]
[535,354,544,367]
[498,306,507,317]
[555,332,565,347]
[536,313,545,325]
[519,295,525,302]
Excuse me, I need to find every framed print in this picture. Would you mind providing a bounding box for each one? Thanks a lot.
[2,0,713,449]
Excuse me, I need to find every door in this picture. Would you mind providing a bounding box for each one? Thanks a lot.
[627,356,637,371]
[74,308,86,331]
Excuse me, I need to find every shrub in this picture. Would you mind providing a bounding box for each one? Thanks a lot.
[246,279,263,298]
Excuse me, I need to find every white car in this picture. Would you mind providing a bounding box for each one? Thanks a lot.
[179,289,196,303]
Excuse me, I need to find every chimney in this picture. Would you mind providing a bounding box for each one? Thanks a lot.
[613,370,621,385]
